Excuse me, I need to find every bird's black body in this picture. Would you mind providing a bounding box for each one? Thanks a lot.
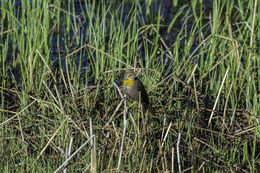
[123,70,152,114]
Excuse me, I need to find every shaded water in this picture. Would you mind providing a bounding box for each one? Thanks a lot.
[1,0,214,83]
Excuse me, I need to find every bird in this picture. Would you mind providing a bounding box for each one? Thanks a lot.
[123,70,154,114]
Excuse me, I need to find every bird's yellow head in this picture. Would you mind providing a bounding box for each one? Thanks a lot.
[123,70,135,87]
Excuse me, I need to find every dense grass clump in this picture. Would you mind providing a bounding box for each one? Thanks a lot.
[0,0,259,172]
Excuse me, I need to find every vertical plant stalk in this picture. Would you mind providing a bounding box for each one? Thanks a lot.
[117,119,128,172]
[192,70,200,114]
[117,92,128,171]
[90,118,97,173]
[172,147,174,173]
[29,51,34,92]
[177,133,181,173]
[64,137,73,173]
[249,0,257,57]
[161,122,172,149]
[208,68,229,126]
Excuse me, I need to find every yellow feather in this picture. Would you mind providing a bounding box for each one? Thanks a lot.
[123,79,134,87]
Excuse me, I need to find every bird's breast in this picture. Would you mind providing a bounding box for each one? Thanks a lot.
[123,79,134,87]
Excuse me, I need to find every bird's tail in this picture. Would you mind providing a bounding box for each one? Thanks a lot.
[143,103,156,116]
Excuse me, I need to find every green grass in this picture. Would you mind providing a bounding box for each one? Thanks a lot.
[0,0,259,172]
